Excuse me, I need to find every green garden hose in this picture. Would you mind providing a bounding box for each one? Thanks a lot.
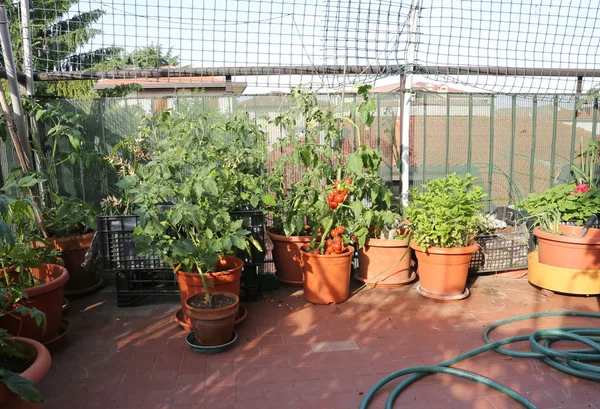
[358,310,600,409]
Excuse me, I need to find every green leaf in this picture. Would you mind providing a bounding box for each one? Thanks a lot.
[116,176,137,190]
[348,201,363,218]
[203,178,218,196]
[347,154,363,175]
[261,194,277,207]
[0,370,43,403]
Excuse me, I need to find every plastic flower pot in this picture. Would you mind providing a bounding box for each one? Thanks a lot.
[300,245,354,304]
[267,231,311,287]
[533,225,600,270]
[185,291,239,347]
[356,237,413,288]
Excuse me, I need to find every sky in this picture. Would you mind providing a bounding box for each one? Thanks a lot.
[56,0,600,94]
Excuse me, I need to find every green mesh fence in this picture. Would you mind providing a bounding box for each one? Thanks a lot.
[410,92,598,209]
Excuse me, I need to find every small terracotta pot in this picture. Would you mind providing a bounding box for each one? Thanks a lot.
[300,245,354,304]
[267,231,311,287]
[185,291,239,346]
[0,337,52,409]
[0,264,69,344]
[533,226,600,270]
[410,241,479,299]
[176,256,243,326]
[356,237,413,288]
[42,232,95,294]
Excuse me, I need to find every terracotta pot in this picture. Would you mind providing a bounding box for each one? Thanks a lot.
[0,337,52,409]
[43,232,95,294]
[267,231,311,287]
[300,245,354,304]
[176,256,243,325]
[0,264,69,344]
[356,237,413,288]
[410,241,479,299]
[185,291,239,346]
[533,226,600,270]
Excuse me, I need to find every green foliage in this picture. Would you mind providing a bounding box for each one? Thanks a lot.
[114,109,269,302]
[519,183,600,230]
[406,173,486,249]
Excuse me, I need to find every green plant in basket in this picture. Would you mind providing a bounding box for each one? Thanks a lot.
[406,173,486,250]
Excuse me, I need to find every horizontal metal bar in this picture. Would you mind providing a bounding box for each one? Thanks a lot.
[420,66,600,78]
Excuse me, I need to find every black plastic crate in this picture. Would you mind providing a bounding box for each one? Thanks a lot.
[97,215,170,271]
[230,210,266,264]
[115,269,178,307]
[469,230,530,273]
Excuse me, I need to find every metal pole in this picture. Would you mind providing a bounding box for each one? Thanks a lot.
[400,0,420,205]
[0,5,32,167]
[19,0,34,96]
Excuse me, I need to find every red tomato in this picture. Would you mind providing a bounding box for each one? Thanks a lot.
[341,188,348,196]
[333,243,342,252]
[325,250,332,255]
[330,202,338,209]
[312,250,320,255]
[344,178,353,184]
[326,239,333,247]
[327,194,335,202]
[330,229,338,237]
[334,235,342,243]
[332,188,339,196]
[335,194,344,203]
[336,226,345,234]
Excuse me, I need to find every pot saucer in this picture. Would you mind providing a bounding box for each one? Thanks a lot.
[185,331,237,354]
[416,285,470,301]
[174,304,248,331]
[64,277,104,297]
[44,319,70,351]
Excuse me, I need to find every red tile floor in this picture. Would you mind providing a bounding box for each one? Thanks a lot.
[40,275,600,409]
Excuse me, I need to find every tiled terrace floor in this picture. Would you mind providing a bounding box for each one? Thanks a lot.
[40,274,600,409]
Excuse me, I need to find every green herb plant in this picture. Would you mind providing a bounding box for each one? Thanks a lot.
[406,173,486,250]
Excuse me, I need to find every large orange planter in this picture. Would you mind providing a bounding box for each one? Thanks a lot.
[267,231,311,287]
[0,337,51,409]
[410,241,479,301]
[533,226,600,270]
[44,232,96,295]
[186,291,239,346]
[300,245,354,304]
[176,256,243,326]
[0,264,68,344]
[356,237,413,288]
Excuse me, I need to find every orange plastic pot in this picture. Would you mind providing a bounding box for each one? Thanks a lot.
[43,232,95,294]
[267,231,311,287]
[185,291,239,346]
[533,225,600,270]
[0,337,52,409]
[0,264,69,344]
[300,245,354,304]
[356,237,413,288]
[410,241,479,300]
[176,256,243,325]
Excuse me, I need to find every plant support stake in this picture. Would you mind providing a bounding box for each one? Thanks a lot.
[0,5,33,168]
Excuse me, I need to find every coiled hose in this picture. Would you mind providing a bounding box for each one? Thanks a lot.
[358,310,600,409]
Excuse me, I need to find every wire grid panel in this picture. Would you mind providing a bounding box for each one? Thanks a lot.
[416,0,600,93]
[27,0,409,88]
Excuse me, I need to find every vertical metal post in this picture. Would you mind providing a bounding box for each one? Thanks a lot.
[570,94,579,169]
[399,0,419,204]
[422,93,427,186]
[529,96,538,193]
[445,94,450,175]
[509,95,516,202]
[550,96,558,187]
[19,0,34,97]
[488,95,495,200]
[0,5,32,168]
[592,97,598,142]
[467,94,473,173]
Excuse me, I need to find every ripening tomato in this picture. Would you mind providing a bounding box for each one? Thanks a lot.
[344,178,353,184]
[327,194,335,202]
[312,250,320,255]
[326,239,333,247]
[330,229,338,237]
[333,243,342,252]
[341,188,348,196]
[336,226,345,234]
[332,188,339,196]
[334,235,342,244]
[335,194,344,203]
[333,180,339,187]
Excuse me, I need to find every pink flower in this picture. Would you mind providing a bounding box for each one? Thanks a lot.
[574,183,590,194]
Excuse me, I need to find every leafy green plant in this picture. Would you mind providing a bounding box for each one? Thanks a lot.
[119,110,269,305]
[406,173,486,249]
